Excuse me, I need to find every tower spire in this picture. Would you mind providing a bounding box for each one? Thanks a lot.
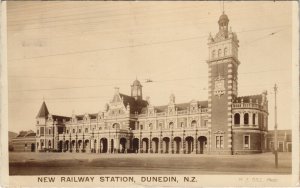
[222,0,224,14]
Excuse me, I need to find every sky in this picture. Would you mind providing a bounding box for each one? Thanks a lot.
[6,1,295,133]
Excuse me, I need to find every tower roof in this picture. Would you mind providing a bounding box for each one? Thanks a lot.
[218,12,229,24]
[36,101,49,118]
[132,79,142,86]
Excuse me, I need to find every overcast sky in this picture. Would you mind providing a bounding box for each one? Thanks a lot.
[7,1,294,133]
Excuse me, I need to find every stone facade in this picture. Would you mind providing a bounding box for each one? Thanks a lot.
[11,131,36,152]
[34,13,269,155]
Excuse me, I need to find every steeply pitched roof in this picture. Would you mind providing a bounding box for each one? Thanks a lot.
[235,95,262,103]
[36,101,49,118]
[119,93,148,114]
[141,100,208,114]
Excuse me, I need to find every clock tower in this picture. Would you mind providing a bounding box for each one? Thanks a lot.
[207,13,239,154]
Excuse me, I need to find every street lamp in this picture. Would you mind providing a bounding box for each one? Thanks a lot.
[274,84,278,168]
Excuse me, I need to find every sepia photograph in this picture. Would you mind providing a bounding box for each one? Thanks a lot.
[1,0,299,187]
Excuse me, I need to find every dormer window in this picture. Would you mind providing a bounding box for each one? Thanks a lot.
[212,50,216,59]
[224,48,228,56]
[218,49,222,57]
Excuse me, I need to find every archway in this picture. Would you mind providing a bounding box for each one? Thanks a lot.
[78,140,82,152]
[132,138,139,153]
[100,138,108,153]
[84,139,89,152]
[185,136,194,154]
[71,140,76,152]
[162,137,170,153]
[152,137,159,153]
[31,143,35,152]
[174,137,181,154]
[58,140,63,152]
[65,140,69,152]
[120,138,127,153]
[234,113,240,125]
[142,138,149,153]
[48,140,51,149]
[198,136,207,154]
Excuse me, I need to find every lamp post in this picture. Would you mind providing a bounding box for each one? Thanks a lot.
[274,84,278,168]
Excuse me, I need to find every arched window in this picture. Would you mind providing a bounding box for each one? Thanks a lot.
[169,122,173,129]
[149,123,153,130]
[218,49,222,57]
[140,125,143,130]
[180,122,184,128]
[191,120,197,127]
[244,113,249,125]
[212,50,216,59]
[224,48,228,56]
[234,113,240,125]
[252,114,256,125]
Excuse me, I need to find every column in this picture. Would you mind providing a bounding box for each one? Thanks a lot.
[182,136,185,154]
[139,133,142,153]
[116,138,120,153]
[240,113,244,126]
[95,139,98,153]
[255,113,258,126]
[149,135,153,153]
[158,139,161,154]
[249,112,253,125]
[171,135,174,154]
[193,137,197,154]
[107,138,111,154]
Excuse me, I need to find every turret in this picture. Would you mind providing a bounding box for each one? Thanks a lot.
[131,79,143,100]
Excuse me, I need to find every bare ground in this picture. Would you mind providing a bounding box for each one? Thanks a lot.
[9,152,291,175]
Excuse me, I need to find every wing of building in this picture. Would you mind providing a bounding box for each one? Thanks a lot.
[29,13,274,155]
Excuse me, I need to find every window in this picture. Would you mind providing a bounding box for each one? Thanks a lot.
[216,136,220,148]
[224,48,228,56]
[78,129,81,133]
[234,113,240,125]
[212,50,216,59]
[85,128,88,133]
[216,136,224,148]
[66,130,69,134]
[252,114,256,125]
[37,120,39,124]
[37,129,39,135]
[49,128,51,135]
[191,120,197,128]
[244,113,249,125]
[40,127,44,135]
[204,120,208,127]
[220,136,224,148]
[140,125,143,130]
[73,129,75,133]
[180,122,184,128]
[218,49,222,57]
[244,135,250,149]
[149,123,153,130]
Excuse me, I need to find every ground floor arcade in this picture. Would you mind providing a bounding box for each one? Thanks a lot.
[54,135,208,154]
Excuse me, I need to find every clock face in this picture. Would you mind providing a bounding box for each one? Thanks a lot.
[214,75,225,97]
